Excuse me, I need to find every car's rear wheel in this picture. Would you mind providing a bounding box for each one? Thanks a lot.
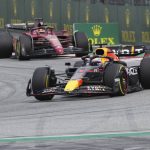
[104,63,127,96]
[140,57,150,89]
[16,35,32,60]
[0,32,13,58]
[32,67,57,101]
[74,32,89,57]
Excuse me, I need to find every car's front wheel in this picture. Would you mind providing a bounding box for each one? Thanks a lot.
[16,35,32,60]
[73,32,89,57]
[32,67,57,101]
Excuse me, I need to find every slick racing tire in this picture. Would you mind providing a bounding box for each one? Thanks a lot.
[32,67,57,101]
[0,32,13,58]
[140,57,150,89]
[104,63,127,96]
[118,61,127,66]
[74,32,89,57]
[16,35,32,60]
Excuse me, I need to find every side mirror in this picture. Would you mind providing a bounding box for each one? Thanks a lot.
[65,62,71,66]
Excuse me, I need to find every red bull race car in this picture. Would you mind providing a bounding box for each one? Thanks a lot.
[26,45,150,101]
[0,18,89,60]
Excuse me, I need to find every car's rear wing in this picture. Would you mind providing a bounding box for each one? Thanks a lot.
[105,45,146,56]
[5,23,35,31]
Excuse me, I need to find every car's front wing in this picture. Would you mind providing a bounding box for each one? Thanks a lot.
[30,47,88,56]
[27,85,112,97]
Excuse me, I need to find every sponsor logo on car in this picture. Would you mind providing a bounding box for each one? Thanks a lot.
[127,67,138,76]
[87,86,105,91]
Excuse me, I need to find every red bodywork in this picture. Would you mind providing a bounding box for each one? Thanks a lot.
[25,27,70,55]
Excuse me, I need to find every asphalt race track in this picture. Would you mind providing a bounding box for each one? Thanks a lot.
[0,56,150,149]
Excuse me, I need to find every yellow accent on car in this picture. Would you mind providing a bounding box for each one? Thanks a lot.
[131,46,134,55]
[45,75,49,88]
[64,80,81,92]
[118,66,126,95]
[101,57,108,63]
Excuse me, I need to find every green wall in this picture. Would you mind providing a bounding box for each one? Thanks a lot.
[0,0,149,45]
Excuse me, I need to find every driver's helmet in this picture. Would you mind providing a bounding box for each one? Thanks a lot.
[38,28,45,33]
[91,57,102,66]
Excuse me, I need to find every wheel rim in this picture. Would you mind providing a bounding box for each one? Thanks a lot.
[16,41,21,59]
[120,70,127,95]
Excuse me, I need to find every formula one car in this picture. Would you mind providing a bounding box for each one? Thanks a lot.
[26,46,150,101]
[0,18,89,60]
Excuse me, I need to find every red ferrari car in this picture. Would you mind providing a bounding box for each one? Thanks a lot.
[0,18,89,60]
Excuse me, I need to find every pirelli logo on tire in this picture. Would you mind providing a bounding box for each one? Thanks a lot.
[0,18,4,28]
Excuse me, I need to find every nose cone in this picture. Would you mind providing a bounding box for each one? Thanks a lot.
[55,47,64,55]
[64,79,83,92]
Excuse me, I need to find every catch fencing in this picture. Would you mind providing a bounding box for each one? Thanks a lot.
[0,0,149,44]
